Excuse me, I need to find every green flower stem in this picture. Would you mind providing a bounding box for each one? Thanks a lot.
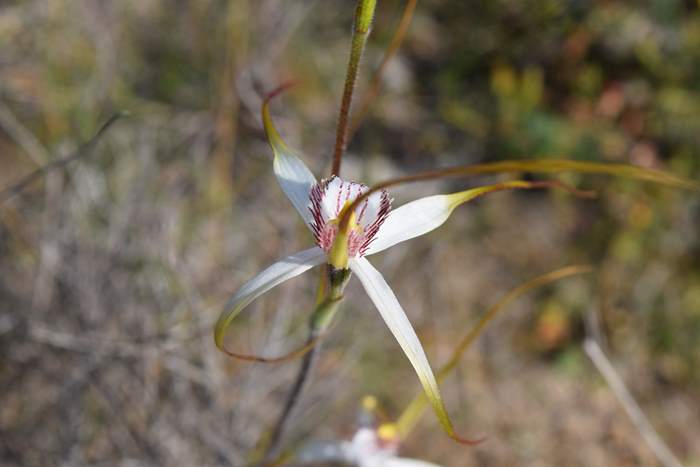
[349,0,417,139]
[262,0,375,458]
[331,0,377,177]
[311,267,351,333]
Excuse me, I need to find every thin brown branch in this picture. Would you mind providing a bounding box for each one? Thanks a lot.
[0,112,127,205]
[0,101,51,165]
[260,335,321,465]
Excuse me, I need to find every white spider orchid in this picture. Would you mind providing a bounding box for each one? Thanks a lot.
[341,427,442,467]
[213,96,505,442]
[295,426,442,467]
[293,396,444,466]
[343,426,443,467]
[212,94,593,442]
[213,92,700,442]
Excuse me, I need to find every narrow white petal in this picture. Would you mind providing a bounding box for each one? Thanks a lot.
[384,458,443,467]
[349,257,446,426]
[214,247,326,348]
[366,182,540,256]
[263,100,317,225]
[319,176,350,219]
[365,194,455,255]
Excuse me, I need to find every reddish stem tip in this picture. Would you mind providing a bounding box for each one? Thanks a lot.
[263,80,299,104]
[451,434,488,446]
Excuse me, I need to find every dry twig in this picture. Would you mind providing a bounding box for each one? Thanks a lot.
[583,338,683,467]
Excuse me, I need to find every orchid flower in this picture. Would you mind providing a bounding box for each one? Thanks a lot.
[295,396,443,466]
[214,91,700,443]
[295,426,441,467]
[341,427,442,467]
[212,93,580,444]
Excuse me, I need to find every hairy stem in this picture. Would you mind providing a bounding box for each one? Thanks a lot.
[331,0,377,177]
[348,0,417,139]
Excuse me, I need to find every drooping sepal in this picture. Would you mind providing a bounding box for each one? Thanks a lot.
[214,247,326,350]
[349,257,482,444]
[262,86,318,226]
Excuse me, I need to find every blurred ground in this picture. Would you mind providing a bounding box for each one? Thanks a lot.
[1,0,699,466]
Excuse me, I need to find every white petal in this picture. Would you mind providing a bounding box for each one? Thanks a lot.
[314,177,389,228]
[214,247,326,348]
[263,99,317,225]
[384,458,443,467]
[319,176,353,219]
[364,194,455,255]
[349,257,446,429]
[366,182,537,256]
